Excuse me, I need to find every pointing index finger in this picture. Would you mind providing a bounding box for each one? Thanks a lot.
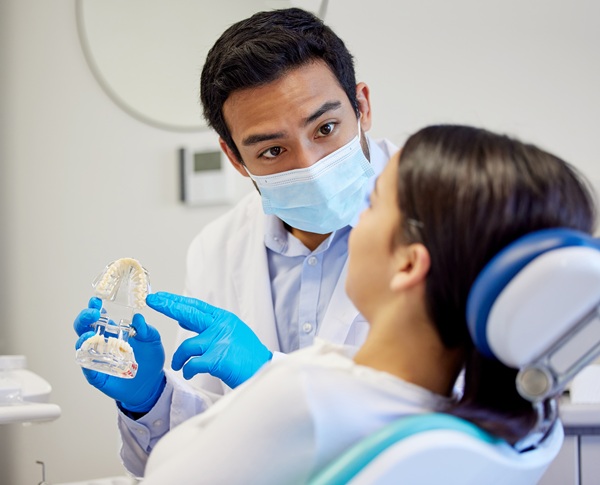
[150,292,220,314]
[146,293,214,333]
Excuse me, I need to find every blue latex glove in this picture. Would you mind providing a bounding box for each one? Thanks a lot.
[74,297,166,413]
[146,292,272,389]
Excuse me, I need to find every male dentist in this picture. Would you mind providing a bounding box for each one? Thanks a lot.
[74,7,397,477]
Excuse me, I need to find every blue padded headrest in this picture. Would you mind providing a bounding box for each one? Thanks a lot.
[466,228,600,359]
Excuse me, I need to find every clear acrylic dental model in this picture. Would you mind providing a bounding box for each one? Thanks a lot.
[75,258,150,379]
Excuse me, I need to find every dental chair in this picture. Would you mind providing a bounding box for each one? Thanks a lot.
[310,228,600,485]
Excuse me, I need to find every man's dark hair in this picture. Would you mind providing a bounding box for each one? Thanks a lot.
[200,8,358,161]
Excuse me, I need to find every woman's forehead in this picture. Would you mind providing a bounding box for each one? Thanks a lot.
[378,152,400,193]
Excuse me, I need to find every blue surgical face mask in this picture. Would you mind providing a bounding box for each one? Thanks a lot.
[243,119,374,234]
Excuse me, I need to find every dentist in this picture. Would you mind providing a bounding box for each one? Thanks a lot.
[74,7,396,477]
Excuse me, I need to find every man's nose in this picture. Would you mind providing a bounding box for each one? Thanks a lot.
[295,148,317,169]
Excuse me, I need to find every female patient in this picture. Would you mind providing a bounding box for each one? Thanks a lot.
[141,125,595,484]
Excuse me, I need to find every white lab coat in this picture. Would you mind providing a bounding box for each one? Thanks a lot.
[118,138,398,476]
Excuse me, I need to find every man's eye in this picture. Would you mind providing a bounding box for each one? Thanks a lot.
[317,122,336,137]
[260,146,283,159]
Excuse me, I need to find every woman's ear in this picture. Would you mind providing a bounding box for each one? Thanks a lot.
[389,243,430,292]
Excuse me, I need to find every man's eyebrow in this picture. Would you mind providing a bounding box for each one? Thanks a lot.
[242,131,287,146]
[303,101,343,127]
[241,101,343,146]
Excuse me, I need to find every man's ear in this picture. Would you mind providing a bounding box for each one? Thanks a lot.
[389,243,430,292]
[355,82,372,132]
[219,138,249,177]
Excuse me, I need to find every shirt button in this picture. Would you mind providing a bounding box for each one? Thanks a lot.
[153,419,163,427]
[307,256,318,266]
[302,322,313,333]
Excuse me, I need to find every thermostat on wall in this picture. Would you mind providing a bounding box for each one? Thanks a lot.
[179,148,233,206]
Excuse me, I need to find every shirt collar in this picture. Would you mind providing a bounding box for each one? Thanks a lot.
[264,215,349,257]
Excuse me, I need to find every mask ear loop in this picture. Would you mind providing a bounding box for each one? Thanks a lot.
[241,164,261,195]
[357,113,372,161]
[242,164,253,178]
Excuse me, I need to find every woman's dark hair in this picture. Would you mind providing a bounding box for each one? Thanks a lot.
[397,125,596,444]
[200,8,358,161]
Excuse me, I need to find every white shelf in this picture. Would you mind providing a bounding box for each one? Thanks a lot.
[0,355,61,425]
[0,402,61,424]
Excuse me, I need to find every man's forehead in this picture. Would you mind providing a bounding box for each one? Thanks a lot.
[380,152,401,190]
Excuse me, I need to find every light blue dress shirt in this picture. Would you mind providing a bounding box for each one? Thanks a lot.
[264,216,351,353]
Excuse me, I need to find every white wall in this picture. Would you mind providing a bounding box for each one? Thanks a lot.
[1,0,599,483]
[328,0,600,191]
[0,1,249,483]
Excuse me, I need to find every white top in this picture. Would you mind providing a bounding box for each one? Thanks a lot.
[141,339,451,485]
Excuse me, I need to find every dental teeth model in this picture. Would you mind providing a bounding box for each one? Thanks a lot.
[75,258,150,379]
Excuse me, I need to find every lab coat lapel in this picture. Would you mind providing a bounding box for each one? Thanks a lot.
[228,213,281,352]
[318,260,360,343]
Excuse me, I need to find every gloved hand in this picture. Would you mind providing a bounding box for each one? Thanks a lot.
[74,297,166,413]
[146,292,272,389]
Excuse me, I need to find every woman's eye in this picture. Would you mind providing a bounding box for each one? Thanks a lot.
[260,146,283,159]
[317,122,336,137]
